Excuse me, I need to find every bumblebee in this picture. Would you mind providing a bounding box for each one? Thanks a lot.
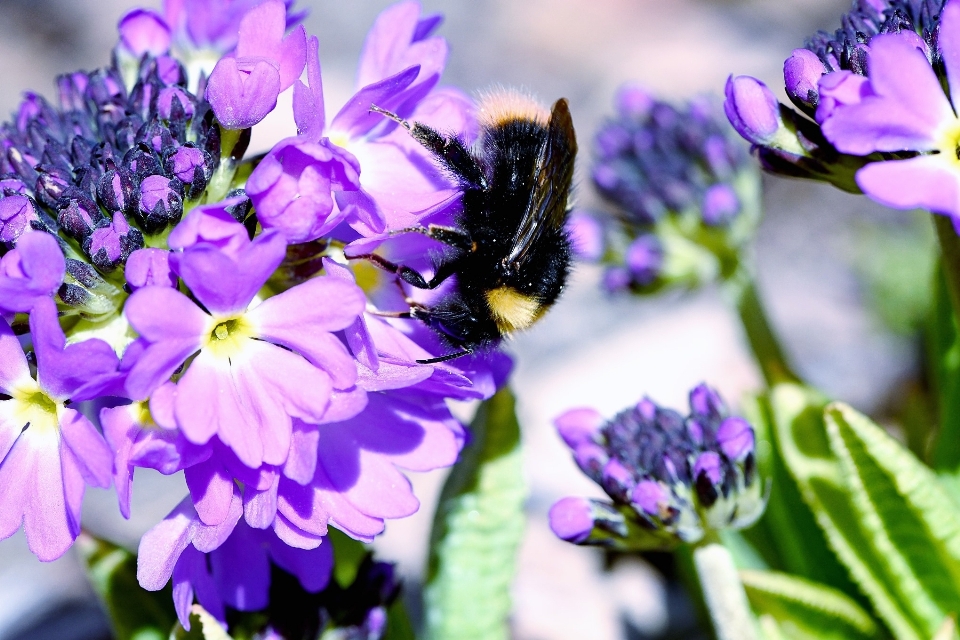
[362,91,577,364]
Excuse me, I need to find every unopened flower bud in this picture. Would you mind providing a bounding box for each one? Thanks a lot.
[0,195,39,242]
[701,183,740,226]
[784,48,826,110]
[136,174,183,233]
[58,193,106,240]
[724,75,781,146]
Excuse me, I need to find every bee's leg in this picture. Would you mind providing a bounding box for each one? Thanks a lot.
[370,105,486,190]
[415,344,474,365]
[389,224,475,253]
[350,252,458,290]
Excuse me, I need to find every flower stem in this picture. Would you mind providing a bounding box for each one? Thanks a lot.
[724,265,800,386]
[933,214,960,318]
[692,540,758,640]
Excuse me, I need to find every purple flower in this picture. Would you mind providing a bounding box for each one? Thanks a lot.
[784,48,826,109]
[163,0,304,54]
[123,208,366,469]
[205,0,307,129]
[118,9,173,57]
[0,231,65,314]
[818,7,960,218]
[248,1,469,242]
[565,211,605,262]
[0,299,119,560]
[701,183,741,225]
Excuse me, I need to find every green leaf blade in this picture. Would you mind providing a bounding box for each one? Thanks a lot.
[741,569,880,640]
[423,387,527,640]
[825,403,960,635]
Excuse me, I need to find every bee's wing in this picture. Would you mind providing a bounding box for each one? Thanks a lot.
[505,98,577,268]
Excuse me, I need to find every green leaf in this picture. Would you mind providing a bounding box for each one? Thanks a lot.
[384,597,416,640]
[75,533,177,640]
[929,263,960,471]
[769,383,918,639]
[327,526,368,589]
[739,393,856,594]
[825,403,960,636]
[741,570,880,640]
[423,387,526,640]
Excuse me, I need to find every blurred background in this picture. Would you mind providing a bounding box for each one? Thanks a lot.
[0,0,930,638]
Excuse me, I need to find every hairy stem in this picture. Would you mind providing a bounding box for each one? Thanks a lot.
[693,541,758,640]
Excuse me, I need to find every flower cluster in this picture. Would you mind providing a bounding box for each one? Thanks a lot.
[725,0,960,221]
[583,84,759,294]
[0,0,508,629]
[548,384,764,549]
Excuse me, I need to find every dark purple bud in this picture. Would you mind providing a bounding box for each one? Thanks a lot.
[0,195,39,242]
[129,81,159,121]
[689,383,725,420]
[223,189,252,222]
[592,163,619,191]
[602,458,636,500]
[693,452,723,507]
[58,193,105,240]
[549,497,597,543]
[723,75,782,145]
[85,69,126,109]
[123,146,163,180]
[97,167,136,214]
[56,72,89,112]
[137,122,175,155]
[125,248,176,290]
[624,234,662,284]
[35,166,73,209]
[84,212,144,271]
[784,48,826,109]
[166,145,207,186]
[7,147,39,185]
[703,135,734,178]
[716,417,755,462]
[157,86,195,121]
[16,94,45,133]
[573,442,609,482]
[636,398,657,422]
[630,480,670,518]
[616,83,654,118]
[686,420,704,447]
[137,174,184,233]
[155,56,185,86]
[118,9,172,57]
[701,183,741,226]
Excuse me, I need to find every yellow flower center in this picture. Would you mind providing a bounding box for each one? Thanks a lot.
[9,382,61,435]
[938,119,960,166]
[203,316,255,360]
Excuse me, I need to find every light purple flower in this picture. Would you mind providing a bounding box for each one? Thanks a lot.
[0,298,118,560]
[784,48,826,109]
[0,195,39,242]
[163,0,304,54]
[818,8,960,218]
[205,0,307,129]
[118,9,173,57]
[123,209,366,469]
[0,231,65,314]
[724,75,782,146]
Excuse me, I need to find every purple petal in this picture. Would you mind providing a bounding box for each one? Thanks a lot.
[244,474,279,528]
[555,407,604,449]
[631,480,670,517]
[125,248,177,290]
[191,486,243,552]
[856,155,960,217]
[59,408,112,489]
[0,231,65,314]
[822,33,954,153]
[943,0,960,112]
[273,511,325,549]
[0,319,29,392]
[693,451,723,485]
[723,75,781,145]
[138,497,197,590]
[176,230,287,315]
[293,35,324,141]
[357,1,423,87]
[283,420,319,485]
[0,196,39,243]
[209,521,270,611]
[267,531,332,592]
[329,65,420,139]
[277,26,307,92]
[717,417,755,461]
[167,202,250,254]
[119,9,172,56]
[815,70,872,123]
[206,56,282,130]
[185,458,237,526]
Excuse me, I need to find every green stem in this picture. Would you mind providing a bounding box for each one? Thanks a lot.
[724,265,800,386]
[934,213,960,319]
[692,540,758,640]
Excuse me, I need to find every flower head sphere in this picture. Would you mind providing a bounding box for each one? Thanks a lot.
[548,384,764,549]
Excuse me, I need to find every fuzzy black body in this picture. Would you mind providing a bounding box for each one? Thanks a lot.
[369,97,577,363]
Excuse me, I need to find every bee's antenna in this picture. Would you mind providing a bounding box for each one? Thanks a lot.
[416,346,473,365]
[369,104,413,132]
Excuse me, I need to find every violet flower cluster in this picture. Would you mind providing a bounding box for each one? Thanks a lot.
[0,0,508,632]
[548,384,764,549]
[725,0,960,221]
[582,84,759,294]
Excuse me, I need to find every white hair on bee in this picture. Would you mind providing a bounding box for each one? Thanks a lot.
[475,86,550,128]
